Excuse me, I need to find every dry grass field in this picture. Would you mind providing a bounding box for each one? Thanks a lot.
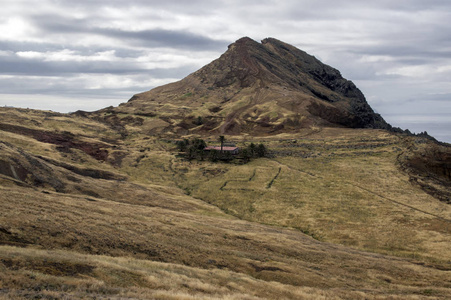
[176,129,450,262]
[1,107,450,299]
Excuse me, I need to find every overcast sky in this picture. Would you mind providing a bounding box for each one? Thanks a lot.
[1,0,450,142]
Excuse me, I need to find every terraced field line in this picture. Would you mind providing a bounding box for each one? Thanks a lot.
[273,159,449,222]
[220,169,258,191]
[219,181,229,191]
[267,167,282,189]
[249,169,257,181]
[352,184,451,223]
[273,159,319,178]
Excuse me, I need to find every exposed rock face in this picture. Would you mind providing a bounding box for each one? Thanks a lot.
[0,142,66,192]
[0,123,109,161]
[398,141,451,203]
[0,141,126,193]
[112,37,389,135]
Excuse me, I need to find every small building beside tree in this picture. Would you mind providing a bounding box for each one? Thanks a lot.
[204,146,240,155]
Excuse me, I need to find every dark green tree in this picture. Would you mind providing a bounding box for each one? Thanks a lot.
[241,148,251,163]
[256,143,267,157]
[194,116,203,125]
[221,151,233,161]
[249,143,256,157]
[192,138,207,150]
[198,149,206,161]
[209,149,219,162]
[176,139,189,152]
[187,147,196,160]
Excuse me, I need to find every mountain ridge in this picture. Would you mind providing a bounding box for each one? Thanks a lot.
[115,37,388,135]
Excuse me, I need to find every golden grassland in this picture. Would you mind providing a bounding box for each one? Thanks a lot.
[4,245,436,300]
[0,107,450,298]
[1,183,450,299]
[170,129,450,263]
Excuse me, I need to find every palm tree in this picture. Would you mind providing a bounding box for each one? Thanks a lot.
[219,135,225,153]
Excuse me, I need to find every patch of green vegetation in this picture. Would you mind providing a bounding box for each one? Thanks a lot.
[175,137,268,163]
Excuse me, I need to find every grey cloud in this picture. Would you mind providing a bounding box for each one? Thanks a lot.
[406,93,451,103]
[0,40,144,59]
[32,15,229,51]
[0,41,68,53]
[2,84,141,98]
[0,58,141,76]
[52,0,226,15]
[286,0,451,12]
[97,28,229,51]
[0,42,200,77]
[379,0,451,11]
[0,56,197,78]
[349,45,451,60]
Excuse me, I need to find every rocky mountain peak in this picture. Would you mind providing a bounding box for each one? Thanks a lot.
[118,37,389,135]
[231,36,256,45]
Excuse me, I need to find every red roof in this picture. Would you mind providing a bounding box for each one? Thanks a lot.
[204,146,239,151]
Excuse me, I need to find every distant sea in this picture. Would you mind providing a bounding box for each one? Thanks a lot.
[383,113,451,144]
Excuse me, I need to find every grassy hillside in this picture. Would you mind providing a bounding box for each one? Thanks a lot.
[1,107,450,299]
[173,129,450,262]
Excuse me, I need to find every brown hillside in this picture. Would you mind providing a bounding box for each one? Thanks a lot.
[109,37,388,136]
